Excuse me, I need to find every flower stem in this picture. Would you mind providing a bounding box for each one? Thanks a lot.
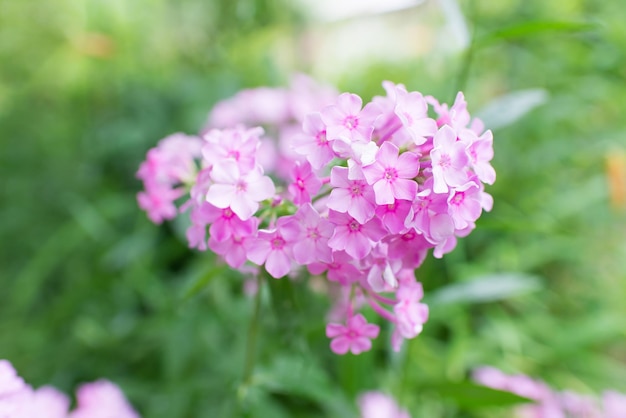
[242,272,264,387]
[235,272,267,416]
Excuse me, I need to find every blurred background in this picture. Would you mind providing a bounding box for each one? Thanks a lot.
[1,0,625,416]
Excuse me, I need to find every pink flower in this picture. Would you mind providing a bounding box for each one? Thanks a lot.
[362,142,420,205]
[375,199,413,235]
[1,361,141,418]
[136,187,184,224]
[202,126,263,174]
[208,88,290,128]
[136,133,203,223]
[326,313,380,355]
[327,166,376,224]
[186,203,212,250]
[245,217,300,278]
[426,92,471,131]
[328,210,387,260]
[136,133,202,187]
[287,73,339,122]
[603,391,626,418]
[394,87,437,146]
[358,391,411,418]
[409,184,448,236]
[288,161,322,205]
[384,230,430,269]
[364,244,402,292]
[0,359,32,418]
[0,360,28,395]
[308,250,363,285]
[208,235,248,268]
[466,129,496,185]
[196,204,258,243]
[205,160,275,220]
[394,281,429,339]
[69,380,140,418]
[447,181,483,230]
[31,386,70,418]
[427,213,458,258]
[321,93,379,144]
[291,203,333,264]
[292,112,335,170]
[430,125,469,193]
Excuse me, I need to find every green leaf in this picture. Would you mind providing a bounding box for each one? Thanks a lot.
[477,20,599,46]
[428,273,543,306]
[180,263,229,301]
[266,273,300,334]
[428,381,532,409]
[255,356,355,417]
[476,89,548,130]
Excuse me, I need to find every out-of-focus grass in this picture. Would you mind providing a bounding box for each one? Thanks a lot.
[1,0,625,416]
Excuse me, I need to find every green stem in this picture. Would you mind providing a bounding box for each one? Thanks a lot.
[242,272,264,387]
[453,0,478,98]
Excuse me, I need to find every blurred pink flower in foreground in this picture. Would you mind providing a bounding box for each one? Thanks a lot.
[357,391,410,418]
[0,359,140,418]
[473,366,626,418]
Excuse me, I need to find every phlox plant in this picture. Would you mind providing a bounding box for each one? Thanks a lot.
[136,74,495,356]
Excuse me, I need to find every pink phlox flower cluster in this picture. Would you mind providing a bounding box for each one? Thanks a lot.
[473,366,626,418]
[137,77,496,354]
[357,391,411,418]
[0,359,140,418]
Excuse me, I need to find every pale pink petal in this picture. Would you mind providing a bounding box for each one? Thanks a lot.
[245,239,271,265]
[230,193,257,220]
[344,232,371,260]
[443,167,469,188]
[247,174,276,202]
[210,160,239,183]
[32,386,70,418]
[429,213,455,242]
[293,240,317,264]
[377,142,399,167]
[350,337,372,354]
[481,192,494,212]
[327,188,352,213]
[330,166,351,188]
[396,151,420,179]
[265,250,291,278]
[347,313,367,329]
[474,163,496,185]
[328,227,351,252]
[373,180,395,205]
[326,323,347,338]
[337,92,363,115]
[349,197,375,224]
[223,244,247,268]
[330,337,351,355]
[363,217,388,242]
[391,179,417,201]
[362,162,384,185]
[206,184,236,209]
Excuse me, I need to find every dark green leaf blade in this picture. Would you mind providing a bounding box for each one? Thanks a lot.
[429,381,532,409]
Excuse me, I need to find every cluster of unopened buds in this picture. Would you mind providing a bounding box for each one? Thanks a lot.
[473,366,626,418]
[137,75,495,354]
[0,359,139,418]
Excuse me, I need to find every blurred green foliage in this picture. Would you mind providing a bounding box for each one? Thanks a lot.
[1,0,625,416]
